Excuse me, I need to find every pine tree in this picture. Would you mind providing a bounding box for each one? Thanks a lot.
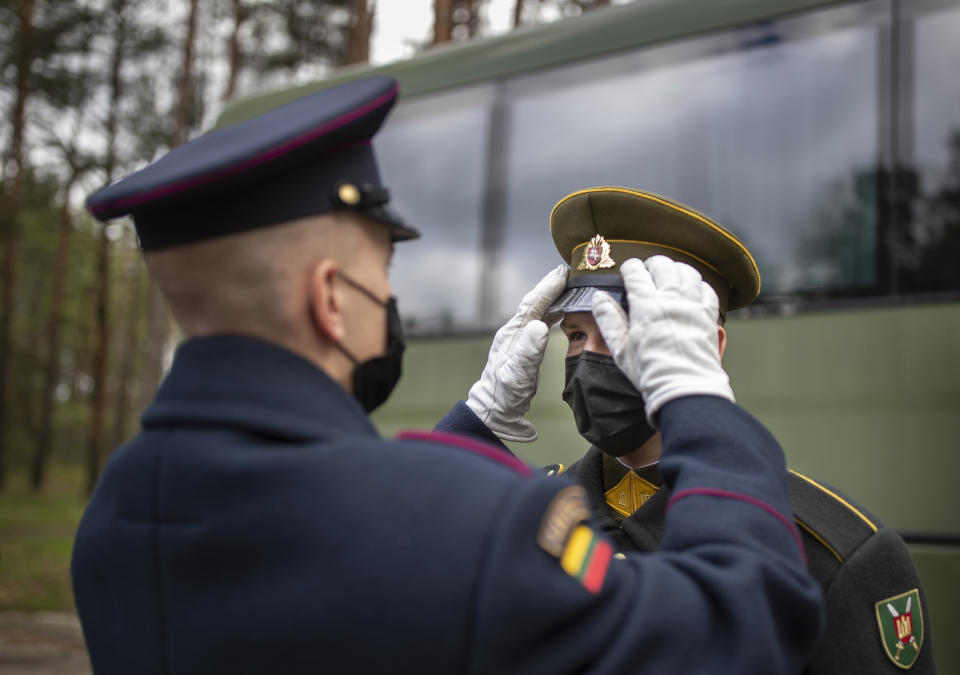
[0,0,97,489]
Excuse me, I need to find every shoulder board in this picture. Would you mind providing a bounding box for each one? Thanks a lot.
[395,430,531,477]
[789,470,881,562]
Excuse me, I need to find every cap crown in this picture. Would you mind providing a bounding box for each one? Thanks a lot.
[550,187,760,312]
[86,76,418,248]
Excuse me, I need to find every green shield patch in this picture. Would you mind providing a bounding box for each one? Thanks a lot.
[875,588,924,669]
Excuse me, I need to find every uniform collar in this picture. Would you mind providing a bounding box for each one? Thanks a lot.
[573,447,668,551]
[141,335,379,442]
[602,453,662,490]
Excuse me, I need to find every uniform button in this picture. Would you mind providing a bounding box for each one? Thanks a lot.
[614,553,626,560]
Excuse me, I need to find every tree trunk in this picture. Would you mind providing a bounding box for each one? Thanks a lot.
[84,0,128,494]
[19,274,46,446]
[110,263,143,450]
[33,179,74,490]
[85,223,109,495]
[513,0,523,28]
[222,0,242,101]
[173,0,200,146]
[433,0,453,44]
[0,0,36,490]
[136,0,199,433]
[465,0,479,38]
[344,0,373,65]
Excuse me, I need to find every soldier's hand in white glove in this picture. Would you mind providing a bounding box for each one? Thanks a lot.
[465,264,568,442]
[591,256,733,425]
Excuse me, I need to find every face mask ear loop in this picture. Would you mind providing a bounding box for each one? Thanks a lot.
[331,338,361,366]
[306,267,363,368]
[338,270,389,308]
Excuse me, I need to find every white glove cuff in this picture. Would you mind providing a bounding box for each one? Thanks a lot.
[465,382,539,443]
[464,389,489,425]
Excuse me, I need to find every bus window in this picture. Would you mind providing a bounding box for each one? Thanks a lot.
[496,1,887,320]
[377,84,495,332]
[898,0,960,293]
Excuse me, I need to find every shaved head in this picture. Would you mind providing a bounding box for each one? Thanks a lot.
[145,212,364,342]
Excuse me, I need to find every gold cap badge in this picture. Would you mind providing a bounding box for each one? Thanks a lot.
[577,234,616,271]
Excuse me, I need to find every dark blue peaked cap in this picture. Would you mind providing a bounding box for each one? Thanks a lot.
[86,76,419,249]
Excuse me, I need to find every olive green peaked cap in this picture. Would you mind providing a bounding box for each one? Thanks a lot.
[550,187,761,315]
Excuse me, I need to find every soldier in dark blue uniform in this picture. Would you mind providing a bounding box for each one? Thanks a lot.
[72,77,823,674]
[442,187,934,674]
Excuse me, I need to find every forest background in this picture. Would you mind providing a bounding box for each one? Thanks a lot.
[0,0,614,614]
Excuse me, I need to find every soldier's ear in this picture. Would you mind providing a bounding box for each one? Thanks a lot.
[718,325,727,359]
[308,258,347,344]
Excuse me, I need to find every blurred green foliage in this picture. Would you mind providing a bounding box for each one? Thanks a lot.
[2,169,149,481]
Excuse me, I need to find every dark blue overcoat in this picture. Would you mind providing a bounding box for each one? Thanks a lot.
[72,335,822,674]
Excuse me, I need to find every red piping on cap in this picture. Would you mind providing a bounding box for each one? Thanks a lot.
[90,84,398,216]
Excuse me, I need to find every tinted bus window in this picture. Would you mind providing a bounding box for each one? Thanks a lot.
[898,0,960,293]
[377,84,494,331]
[372,0,959,334]
[497,2,887,320]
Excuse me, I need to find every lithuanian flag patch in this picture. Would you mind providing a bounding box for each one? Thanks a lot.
[560,524,613,594]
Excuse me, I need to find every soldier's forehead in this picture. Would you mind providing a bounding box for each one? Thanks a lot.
[561,312,595,327]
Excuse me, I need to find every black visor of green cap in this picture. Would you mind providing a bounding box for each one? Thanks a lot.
[545,187,761,321]
[543,275,626,324]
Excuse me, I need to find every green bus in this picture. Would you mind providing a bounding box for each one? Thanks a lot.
[220,0,960,669]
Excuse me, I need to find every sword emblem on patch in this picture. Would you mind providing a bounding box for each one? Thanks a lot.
[875,588,924,669]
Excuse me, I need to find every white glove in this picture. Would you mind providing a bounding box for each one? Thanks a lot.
[466,264,568,442]
[591,256,734,426]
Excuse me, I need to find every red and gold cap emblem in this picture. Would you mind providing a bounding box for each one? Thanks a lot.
[577,234,616,271]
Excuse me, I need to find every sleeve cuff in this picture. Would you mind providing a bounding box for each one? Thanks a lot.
[435,400,510,452]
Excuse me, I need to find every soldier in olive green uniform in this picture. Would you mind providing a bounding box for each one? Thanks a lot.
[448,187,935,674]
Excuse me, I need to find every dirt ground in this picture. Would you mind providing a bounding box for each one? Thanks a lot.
[0,612,91,675]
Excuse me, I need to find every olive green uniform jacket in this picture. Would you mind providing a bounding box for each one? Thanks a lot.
[564,447,936,674]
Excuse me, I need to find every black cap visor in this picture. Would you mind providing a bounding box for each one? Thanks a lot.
[544,278,627,325]
[364,204,420,242]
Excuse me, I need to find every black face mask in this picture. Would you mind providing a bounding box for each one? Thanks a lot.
[336,272,405,413]
[562,351,657,457]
